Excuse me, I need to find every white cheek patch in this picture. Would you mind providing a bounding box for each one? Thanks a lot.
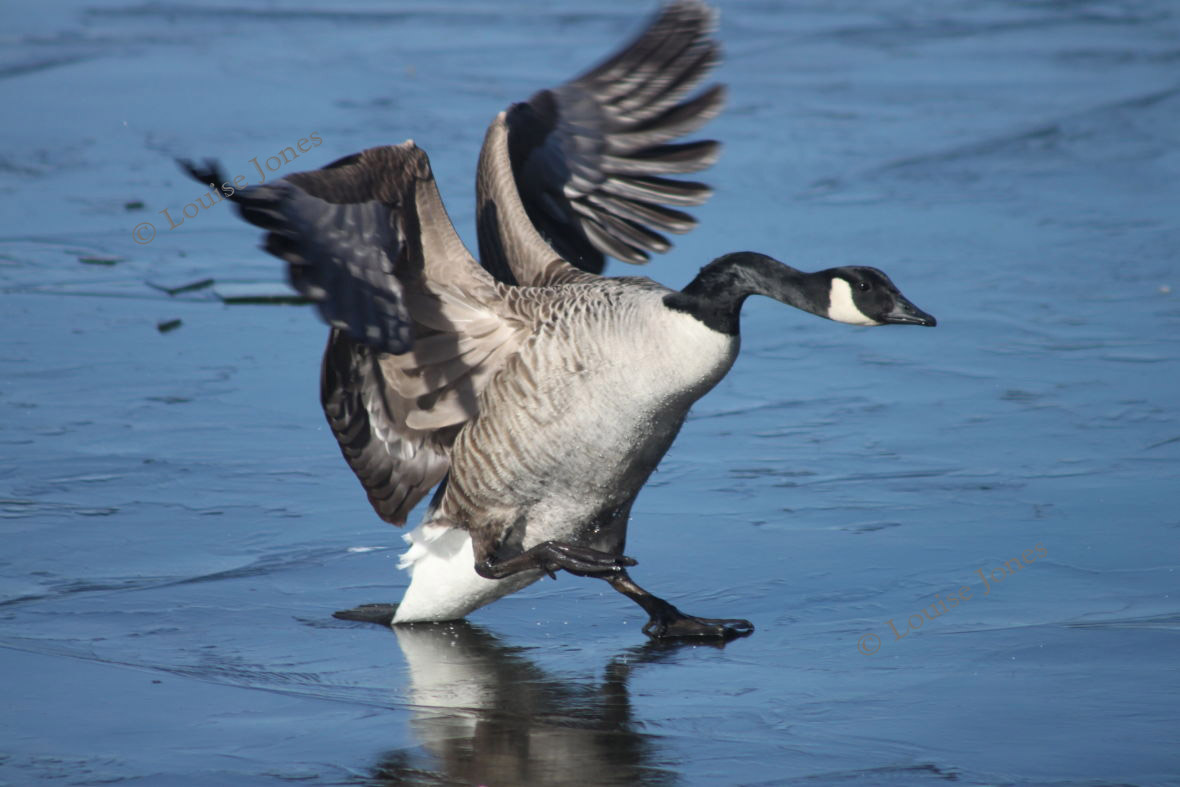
[827,278,881,326]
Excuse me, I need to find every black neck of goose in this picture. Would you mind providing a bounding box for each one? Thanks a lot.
[664,252,826,335]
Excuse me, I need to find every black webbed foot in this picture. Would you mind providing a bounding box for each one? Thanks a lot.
[476,541,637,580]
[642,608,755,641]
[604,572,754,641]
[333,603,398,626]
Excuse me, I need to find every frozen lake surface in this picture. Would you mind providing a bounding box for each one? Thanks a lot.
[2,1,1178,784]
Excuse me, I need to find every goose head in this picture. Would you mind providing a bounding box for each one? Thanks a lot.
[667,251,936,334]
[821,266,937,327]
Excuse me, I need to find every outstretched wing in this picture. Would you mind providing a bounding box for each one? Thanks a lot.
[180,144,526,524]
[476,0,724,285]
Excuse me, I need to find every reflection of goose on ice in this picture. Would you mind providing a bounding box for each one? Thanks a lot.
[182,0,934,639]
[371,620,692,786]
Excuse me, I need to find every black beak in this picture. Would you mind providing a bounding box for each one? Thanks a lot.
[882,295,937,327]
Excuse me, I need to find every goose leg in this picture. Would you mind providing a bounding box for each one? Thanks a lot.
[606,571,754,641]
[475,540,638,580]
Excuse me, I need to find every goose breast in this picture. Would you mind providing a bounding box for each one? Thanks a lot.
[440,283,738,548]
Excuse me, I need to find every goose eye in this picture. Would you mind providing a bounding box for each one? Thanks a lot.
[856,280,870,292]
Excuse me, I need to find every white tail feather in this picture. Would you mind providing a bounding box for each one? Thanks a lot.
[392,523,542,623]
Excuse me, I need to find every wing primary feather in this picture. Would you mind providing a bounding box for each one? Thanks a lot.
[601,140,720,176]
[581,192,698,234]
[600,174,712,206]
[606,84,726,154]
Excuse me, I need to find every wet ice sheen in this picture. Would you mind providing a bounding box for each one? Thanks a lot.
[2,0,1178,785]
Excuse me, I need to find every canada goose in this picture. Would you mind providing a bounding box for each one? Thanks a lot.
[181,1,935,639]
